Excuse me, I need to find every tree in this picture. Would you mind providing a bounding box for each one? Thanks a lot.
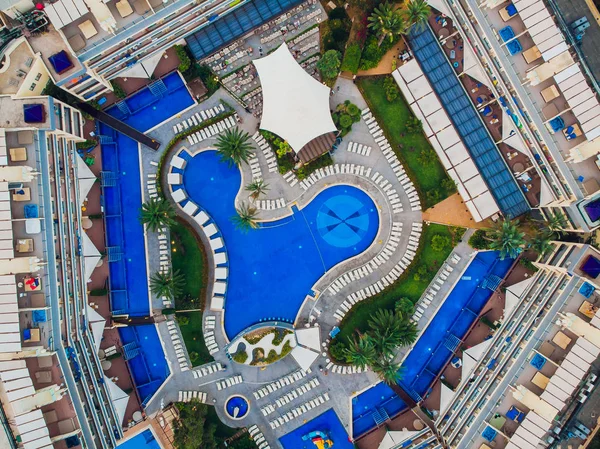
[215,127,254,167]
[368,309,404,355]
[173,401,218,449]
[417,147,437,165]
[150,269,184,301]
[487,219,526,260]
[245,179,269,200]
[469,229,491,250]
[139,197,177,232]
[540,211,568,237]
[372,358,404,385]
[231,202,259,232]
[343,335,376,369]
[529,233,553,256]
[406,116,423,134]
[406,0,431,31]
[368,2,407,46]
[431,234,451,252]
[316,50,342,80]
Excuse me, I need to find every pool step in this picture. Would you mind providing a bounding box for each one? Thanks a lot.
[481,274,502,291]
[148,79,168,98]
[122,342,139,360]
[100,171,117,187]
[444,334,461,352]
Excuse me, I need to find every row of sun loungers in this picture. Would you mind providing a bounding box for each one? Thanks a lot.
[173,104,226,134]
[204,314,216,330]
[253,369,309,399]
[346,141,372,157]
[147,172,158,200]
[269,392,330,429]
[282,171,299,187]
[157,230,171,306]
[451,253,462,264]
[248,154,263,181]
[248,425,270,449]
[185,116,237,146]
[178,390,208,403]
[203,328,219,355]
[329,222,403,296]
[415,262,455,323]
[325,363,365,374]
[362,108,421,212]
[333,222,423,322]
[216,375,243,391]
[262,378,320,414]
[167,320,189,372]
[191,361,224,379]
[255,198,286,210]
[252,132,278,173]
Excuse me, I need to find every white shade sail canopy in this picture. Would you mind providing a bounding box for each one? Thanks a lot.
[104,375,130,424]
[253,44,337,152]
[87,304,105,352]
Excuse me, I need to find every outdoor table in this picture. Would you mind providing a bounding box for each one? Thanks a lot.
[16,238,33,253]
[13,187,31,202]
[552,331,571,350]
[532,372,550,390]
[79,20,98,39]
[541,85,560,103]
[439,28,450,40]
[9,147,27,162]
[445,39,456,49]
[578,300,597,319]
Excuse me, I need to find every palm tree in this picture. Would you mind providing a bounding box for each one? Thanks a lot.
[486,219,526,260]
[368,309,402,355]
[245,179,269,200]
[343,335,376,369]
[140,197,177,232]
[368,2,407,46]
[540,211,568,237]
[150,269,184,300]
[372,358,404,385]
[396,320,419,347]
[529,233,553,256]
[406,0,431,31]
[215,127,254,167]
[231,202,259,232]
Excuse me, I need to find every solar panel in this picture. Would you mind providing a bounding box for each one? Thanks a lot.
[409,26,530,218]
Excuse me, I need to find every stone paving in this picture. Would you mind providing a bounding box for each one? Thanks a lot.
[134,80,480,448]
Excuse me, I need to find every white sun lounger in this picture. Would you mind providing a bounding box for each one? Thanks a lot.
[203,223,218,238]
[213,252,227,265]
[214,281,226,295]
[194,211,209,226]
[182,201,198,216]
[214,267,228,280]
[167,173,182,185]
[171,189,186,203]
[210,237,224,250]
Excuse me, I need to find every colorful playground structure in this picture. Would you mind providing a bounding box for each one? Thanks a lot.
[302,430,334,449]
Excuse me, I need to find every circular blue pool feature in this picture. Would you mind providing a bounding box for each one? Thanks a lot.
[316,194,371,248]
[225,396,249,420]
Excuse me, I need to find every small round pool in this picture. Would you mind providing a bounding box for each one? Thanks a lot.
[225,395,250,420]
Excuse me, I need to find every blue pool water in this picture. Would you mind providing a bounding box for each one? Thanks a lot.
[117,429,160,449]
[225,396,249,419]
[279,409,354,449]
[351,251,514,438]
[178,150,379,338]
[100,72,192,405]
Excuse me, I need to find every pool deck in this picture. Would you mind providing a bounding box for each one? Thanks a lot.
[129,80,488,448]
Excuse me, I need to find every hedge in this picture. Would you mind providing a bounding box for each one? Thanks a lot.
[341,42,362,74]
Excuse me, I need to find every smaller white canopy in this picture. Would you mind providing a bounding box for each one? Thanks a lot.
[462,44,490,88]
[104,375,130,425]
[87,305,105,352]
[119,51,165,79]
[295,327,320,351]
[290,345,319,372]
[81,231,101,282]
[378,431,418,449]
[76,155,96,206]
[253,44,337,152]
[440,383,455,414]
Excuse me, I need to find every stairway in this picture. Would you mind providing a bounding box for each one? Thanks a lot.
[106,246,122,262]
[100,171,117,187]
[116,100,131,116]
[481,274,502,291]
[444,334,461,352]
[122,342,139,360]
[149,79,167,98]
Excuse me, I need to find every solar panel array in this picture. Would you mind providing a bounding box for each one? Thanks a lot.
[187,0,304,60]
[408,26,530,219]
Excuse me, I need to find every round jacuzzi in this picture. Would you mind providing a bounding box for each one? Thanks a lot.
[224,395,250,420]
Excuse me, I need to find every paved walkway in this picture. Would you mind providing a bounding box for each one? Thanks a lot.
[137,81,478,448]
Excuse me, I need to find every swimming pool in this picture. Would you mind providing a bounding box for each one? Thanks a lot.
[100,72,193,405]
[351,251,514,438]
[177,150,379,339]
[279,409,354,449]
[225,395,250,419]
[117,429,161,449]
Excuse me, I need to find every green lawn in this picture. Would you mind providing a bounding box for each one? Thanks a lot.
[334,224,464,344]
[170,218,212,366]
[358,76,453,208]
[171,219,206,310]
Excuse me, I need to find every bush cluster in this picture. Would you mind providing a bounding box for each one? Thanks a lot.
[322,7,352,53]
[359,35,398,70]
[340,42,362,74]
[383,76,399,102]
[332,100,361,136]
[110,80,126,99]
[174,45,191,73]
[469,230,492,250]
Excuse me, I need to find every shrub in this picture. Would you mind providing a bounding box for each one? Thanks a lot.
[406,116,424,134]
[177,315,189,326]
[329,340,347,362]
[426,188,442,204]
[383,76,399,102]
[76,139,97,149]
[469,229,491,250]
[328,6,347,20]
[441,178,457,194]
[341,42,362,73]
[110,80,126,99]
[174,44,191,73]
[431,234,451,252]
[413,264,428,281]
[359,34,398,70]
[296,153,333,180]
[189,351,199,362]
[89,288,107,296]
[417,147,437,165]
[519,258,539,272]
[232,351,248,364]
[395,297,414,316]
[339,114,353,129]
[331,28,349,44]
[317,50,342,80]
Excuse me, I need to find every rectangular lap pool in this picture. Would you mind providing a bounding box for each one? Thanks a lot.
[352,251,514,438]
[100,71,193,405]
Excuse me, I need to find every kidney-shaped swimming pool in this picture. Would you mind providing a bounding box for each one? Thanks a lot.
[177,150,380,339]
